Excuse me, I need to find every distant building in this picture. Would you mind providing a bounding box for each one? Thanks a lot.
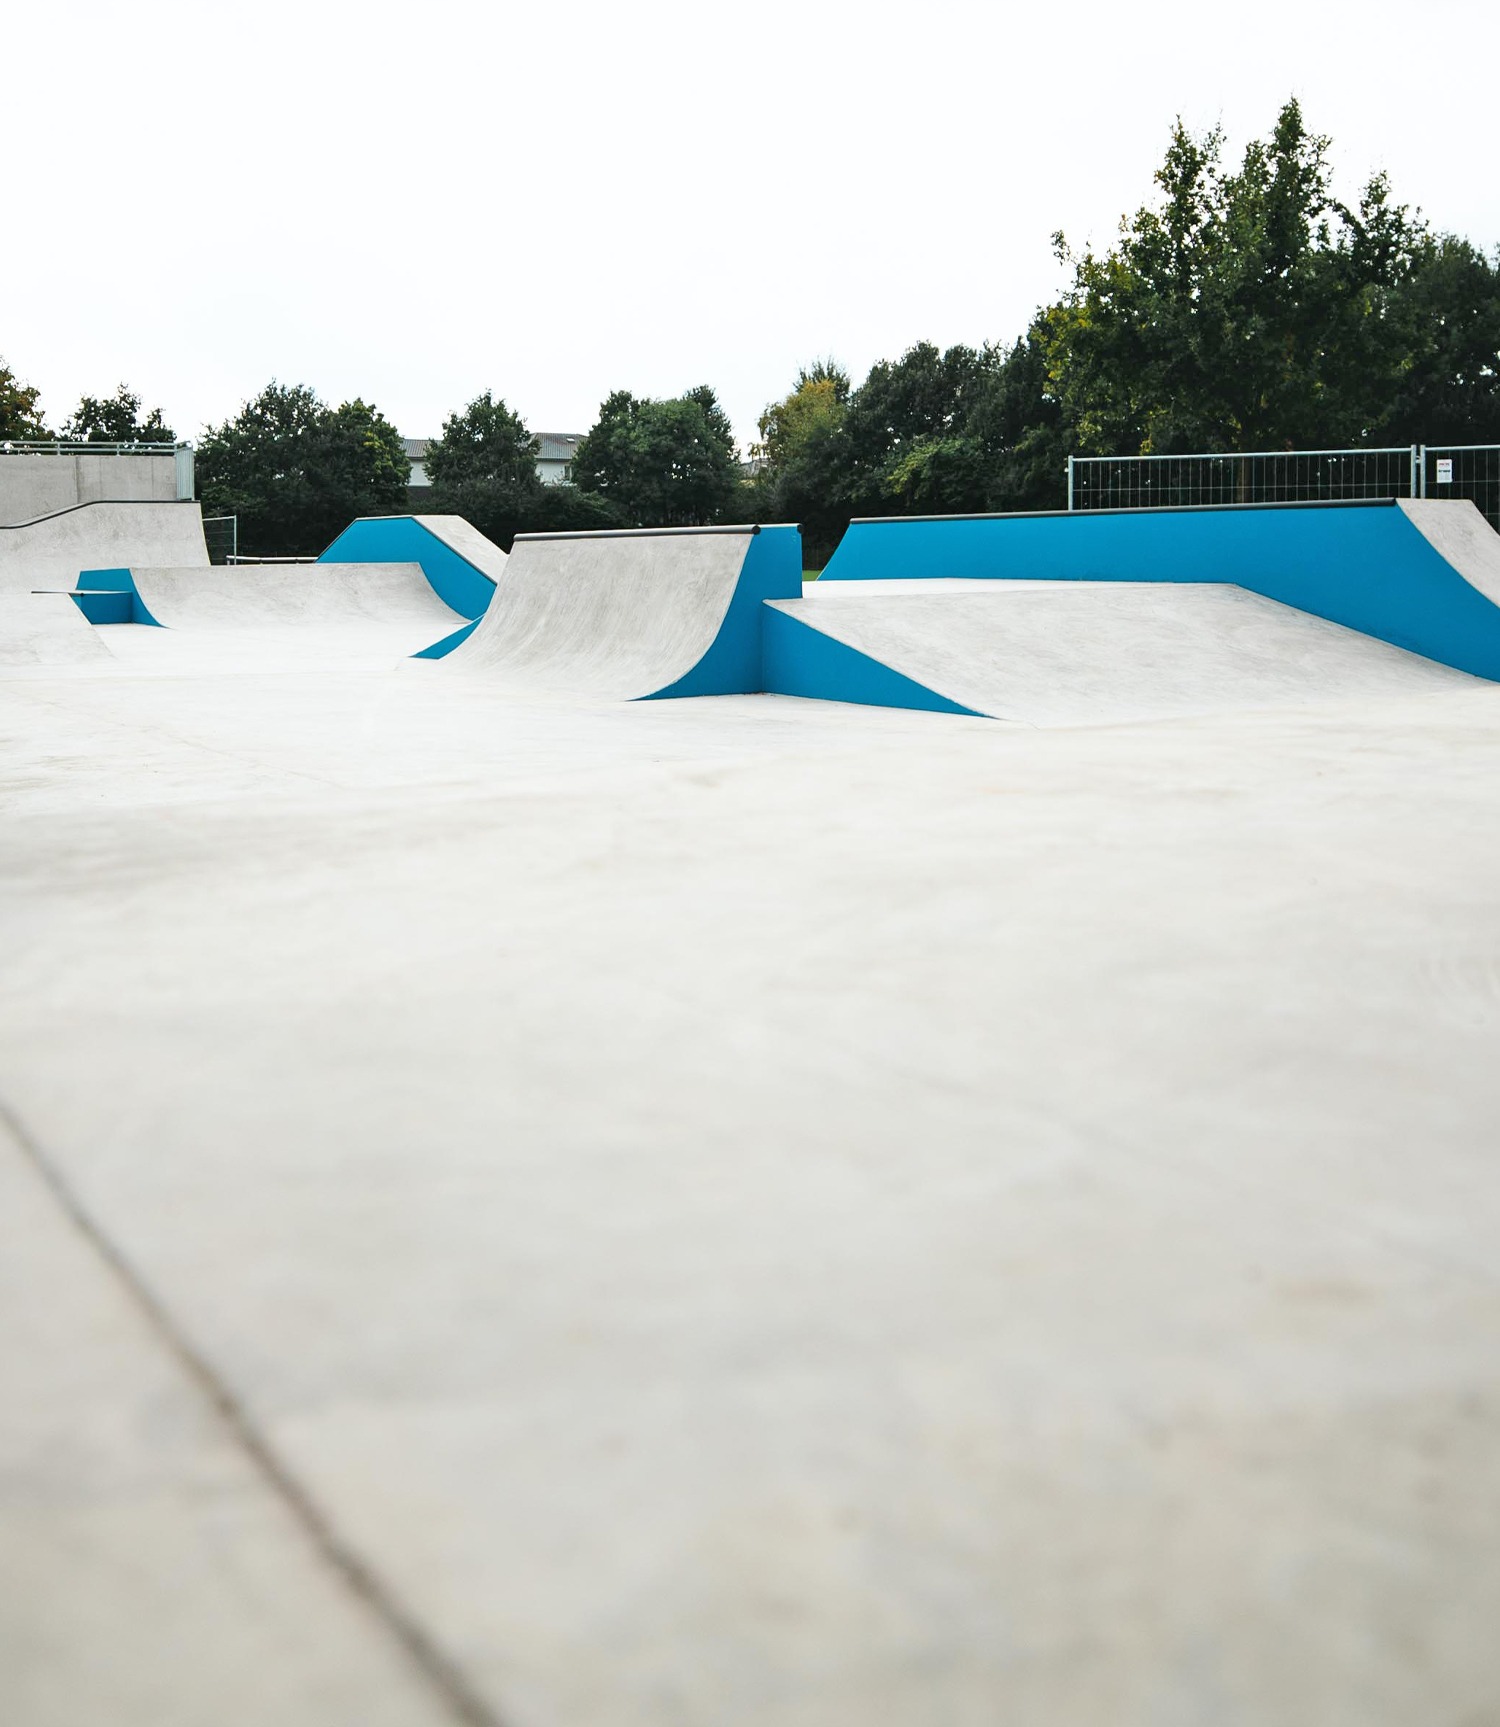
[534,433,583,486]
[403,432,585,491]
[403,438,431,488]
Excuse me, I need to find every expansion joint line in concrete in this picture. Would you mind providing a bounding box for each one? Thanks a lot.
[0,1096,510,1727]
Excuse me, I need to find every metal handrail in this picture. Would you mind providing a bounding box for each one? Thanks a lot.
[0,439,189,455]
[1070,445,1414,463]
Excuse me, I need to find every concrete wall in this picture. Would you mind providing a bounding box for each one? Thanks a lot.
[0,453,180,526]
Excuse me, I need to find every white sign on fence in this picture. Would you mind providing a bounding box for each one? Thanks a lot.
[1436,458,1454,484]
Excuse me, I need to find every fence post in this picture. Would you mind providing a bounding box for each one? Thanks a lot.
[1411,445,1422,500]
[1066,455,1075,512]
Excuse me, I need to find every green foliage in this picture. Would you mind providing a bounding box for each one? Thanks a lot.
[753,360,849,467]
[1043,99,1437,452]
[572,386,741,526]
[0,356,47,439]
[425,391,544,546]
[196,382,409,556]
[62,383,174,443]
[520,483,623,534]
[1383,236,1500,444]
[750,97,1497,563]
[751,340,1067,561]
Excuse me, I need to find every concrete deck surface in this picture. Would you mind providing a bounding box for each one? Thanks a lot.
[3,634,1500,1727]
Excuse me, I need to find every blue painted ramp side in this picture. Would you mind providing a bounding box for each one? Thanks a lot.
[649,526,804,699]
[818,501,1500,681]
[761,605,980,716]
[319,517,497,620]
[76,568,161,625]
[412,619,480,660]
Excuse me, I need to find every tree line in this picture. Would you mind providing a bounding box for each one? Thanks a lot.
[0,378,175,445]
[5,100,1497,562]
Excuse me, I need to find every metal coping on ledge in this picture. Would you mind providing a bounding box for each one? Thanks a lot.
[513,522,800,542]
[850,498,1406,526]
[0,498,204,532]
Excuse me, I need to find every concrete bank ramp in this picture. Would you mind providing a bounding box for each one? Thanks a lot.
[764,580,1482,724]
[318,514,505,621]
[0,592,112,670]
[443,525,801,699]
[0,501,209,595]
[122,564,463,638]
[819,498,1500,683]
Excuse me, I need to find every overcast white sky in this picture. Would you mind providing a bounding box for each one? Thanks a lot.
[3,0,1496,452]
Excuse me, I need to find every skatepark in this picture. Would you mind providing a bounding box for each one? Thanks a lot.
[4,485,1500,1725]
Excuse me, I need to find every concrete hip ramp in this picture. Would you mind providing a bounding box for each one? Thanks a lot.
[0,501,210,595]
[764,580,1483,724]
[442,525,801,699]
[0,593,113,671]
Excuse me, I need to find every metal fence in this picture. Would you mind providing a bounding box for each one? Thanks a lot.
[1068,444,1500,530]
[1068,447,1420,512]
[202,515,238,565]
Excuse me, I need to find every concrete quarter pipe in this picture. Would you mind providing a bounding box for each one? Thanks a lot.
[442,524,801,699]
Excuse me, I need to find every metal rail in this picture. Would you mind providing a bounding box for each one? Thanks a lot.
[0,439,188,455]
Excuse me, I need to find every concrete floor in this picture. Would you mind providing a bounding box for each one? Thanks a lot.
[3,638,1500,1727]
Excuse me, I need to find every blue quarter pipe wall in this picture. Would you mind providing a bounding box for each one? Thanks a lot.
[319,518,496,619]
[650,525,804,699]
[818,501,1500,680]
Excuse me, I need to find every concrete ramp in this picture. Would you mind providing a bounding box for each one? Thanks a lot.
[121,564,463,636]
[444,525,801,699]
[0,501,209,595]
[1398,497,1500,605]
[71,563,470,670]
[319,515,505,620]
[765,580,1482,724]
[0,592,112,670]
[817,498,1500,684]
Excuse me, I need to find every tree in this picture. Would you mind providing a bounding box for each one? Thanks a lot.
[754,361,849,468]
[196,382,409,556]
[749,343,1061,558]
[424,391,543,546]
[966,328,1070,511]
[0,356,47,439]
[1382,237,1500,445]
[1043,99,1434,454]
[572,386,740,526]
[62,384,174,443]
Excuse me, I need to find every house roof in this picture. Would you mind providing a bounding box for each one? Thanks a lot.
[403,432,585,464]
[536,433,584,462]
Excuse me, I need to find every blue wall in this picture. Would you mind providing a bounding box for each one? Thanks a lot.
[649,525,804,699]
[318,517,497,619]
[412,619,480,659]
[818,502,1500,680]
[761,606,979,715]
[75,569,160,625]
